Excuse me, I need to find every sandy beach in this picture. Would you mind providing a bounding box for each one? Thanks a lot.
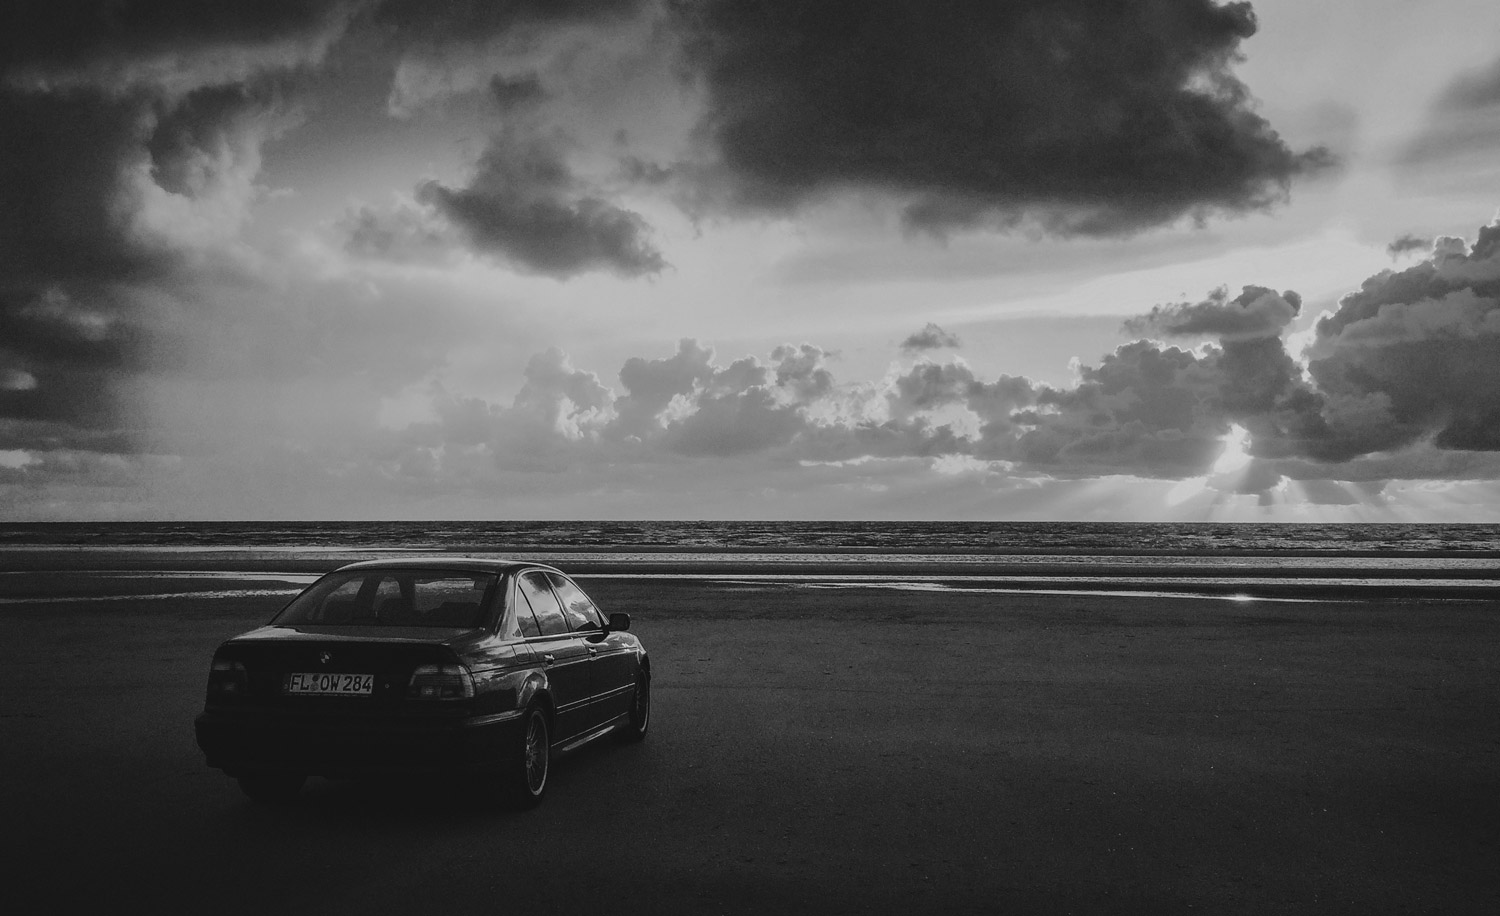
[2,558,1497,914]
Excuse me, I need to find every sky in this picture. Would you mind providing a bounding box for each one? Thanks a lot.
[3,0,1500,522]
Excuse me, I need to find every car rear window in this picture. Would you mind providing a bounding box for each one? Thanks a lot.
[274,570,499,629]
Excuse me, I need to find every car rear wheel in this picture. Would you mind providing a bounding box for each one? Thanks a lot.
[500,705,550,808]
[236,772,305,804]
[616,671,650,743]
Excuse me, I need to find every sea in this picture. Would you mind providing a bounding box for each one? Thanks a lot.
[1,521,1498,605]
[4,519,1500,553]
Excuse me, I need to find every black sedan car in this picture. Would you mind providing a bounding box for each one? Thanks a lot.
[194,558,649,807]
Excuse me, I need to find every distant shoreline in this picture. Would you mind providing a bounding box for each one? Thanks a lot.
[4,519,1500,560]
[4,542,1500,559]
[3,521,1498,606]
[1,545,1497,604]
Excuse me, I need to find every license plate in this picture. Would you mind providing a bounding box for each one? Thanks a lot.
[284,672,375,695]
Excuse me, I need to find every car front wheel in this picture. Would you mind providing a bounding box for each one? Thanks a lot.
[616,670,650,743]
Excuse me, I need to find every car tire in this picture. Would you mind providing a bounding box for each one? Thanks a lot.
[502,705,550,809]
[236,772,305,804]
[616,670,650,743]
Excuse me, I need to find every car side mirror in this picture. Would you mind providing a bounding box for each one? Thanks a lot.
[608,612,631,632]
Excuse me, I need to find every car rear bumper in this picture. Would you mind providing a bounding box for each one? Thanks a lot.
[194,708,525,777]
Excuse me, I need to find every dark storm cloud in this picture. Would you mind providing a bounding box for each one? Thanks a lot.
[1085,220,1500,471]
[0,2,350,455]
[0,289,141,371]
[0,417,136,454]
[489,72,546,110]
[900,323,962,353]
[146,80,290,195]
[1386,234,1430,258]
[0,87,167,442]
[0,0,670,488]
[0,1,350,73]
[1123,285,1300,341]
[417,132,666,278]
[1001,282,1334,477]
[0,90,159,285]
[1015,342,1226,476]
[0,284,149,446]
[0,78,296,441]
[0,364,132,440]
[372,0,643,43]
[1305,224,1500,454]
[669,0,1332,235]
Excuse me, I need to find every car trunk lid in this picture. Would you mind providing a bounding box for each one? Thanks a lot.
[216,625,474,713]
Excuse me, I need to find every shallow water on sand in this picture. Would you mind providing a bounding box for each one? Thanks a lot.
[3,521,1499,605]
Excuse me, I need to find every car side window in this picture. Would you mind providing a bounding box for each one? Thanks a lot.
[548,573,604,631]
[373,576,405,618]
[511,577,542,638]
[315,577,367,623]
[518,572,569,637]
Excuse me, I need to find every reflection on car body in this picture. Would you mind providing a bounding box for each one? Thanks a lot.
[193,558,650,807]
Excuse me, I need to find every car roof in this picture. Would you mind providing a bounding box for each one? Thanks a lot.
[332,557,562,575]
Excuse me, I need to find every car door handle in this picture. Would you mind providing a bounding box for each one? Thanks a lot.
[542,653,556,664]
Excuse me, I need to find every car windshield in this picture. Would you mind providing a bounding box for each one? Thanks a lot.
[274,570,499,629]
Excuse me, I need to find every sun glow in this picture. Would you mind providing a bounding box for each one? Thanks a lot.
[1212,425,1253,476]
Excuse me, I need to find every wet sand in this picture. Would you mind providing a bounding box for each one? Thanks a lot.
[2,562,1497,914]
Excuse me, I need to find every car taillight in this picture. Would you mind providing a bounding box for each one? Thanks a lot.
[208,657,249,695]
[407,664,474,700]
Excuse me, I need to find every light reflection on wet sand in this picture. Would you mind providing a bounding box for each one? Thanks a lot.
[1,564,1495,606]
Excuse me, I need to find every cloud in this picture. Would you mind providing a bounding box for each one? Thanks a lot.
[396,339,1035,478]
[6,3,1500,519]
[0,2,365,471]
[379,0,651,116]
[1123,285,1301,341]
[0,5,443,473]
[1304,222,1500,454]
[1434,56,1500,112]
[18,223,1500,517]
[1015,342,1226,477]
[413,131,666,278]
[1386,234,1430,258]
[146,80,288,199]
[0,85,264,444]
[1077,220,1500,470]
[373,0,644,45]
[365,5,677,278]
[0,90,161,287]
[612,338,718,439]
[512,347,614,439]
[770,344,836,401]
[609,340,804,456]
[1400,55,1500,171]
[669,0,1332,236]
[0,1,354,94]
[341,197,460,263]
[900,323,962,353]
[455,347,619,471]
[489,72,546,110]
